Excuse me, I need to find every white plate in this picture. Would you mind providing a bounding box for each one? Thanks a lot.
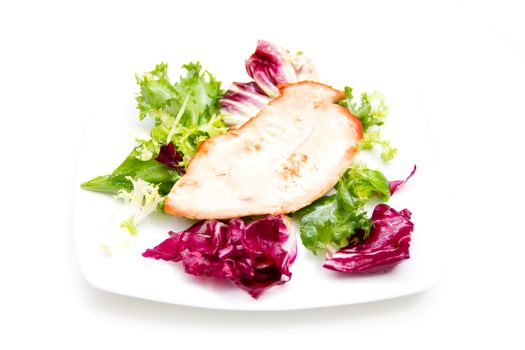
[74,43,442,311]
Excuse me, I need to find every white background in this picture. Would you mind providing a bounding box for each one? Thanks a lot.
[1,0,524,348]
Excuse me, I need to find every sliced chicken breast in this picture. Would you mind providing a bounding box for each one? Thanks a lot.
[165,81,363,219]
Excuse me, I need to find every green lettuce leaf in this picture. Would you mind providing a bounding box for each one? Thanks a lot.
[295,163,390,254]
[137,62,223,127]
[336,164,391,207]
[80,147,180,196]
[358,130,398,161]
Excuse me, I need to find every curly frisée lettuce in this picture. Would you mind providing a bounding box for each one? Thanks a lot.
[138,62,228,167]
[102,177,164,254]
[359,130,398,161]
[136,62,223,125]
[114,177,164,234]
[81,61,227,195]
[340,87,397,161]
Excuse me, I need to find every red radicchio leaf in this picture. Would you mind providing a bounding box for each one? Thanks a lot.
[323,204,414,273]
[245,40,290,97]
[155,142,185,174]
[143,216,297,298]
[220,40,317,128]
[219,82,271,124]
[389,165,417,195]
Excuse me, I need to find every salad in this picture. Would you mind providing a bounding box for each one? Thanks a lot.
[81,40,415,299]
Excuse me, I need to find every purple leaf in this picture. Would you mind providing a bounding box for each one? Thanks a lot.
[155,142,185,174]
[323,204,414,273]
[245,40,291,97]
[143,216,297,298]
[220,82,271,126]
[389,165,417,195]
[220,40,317,127]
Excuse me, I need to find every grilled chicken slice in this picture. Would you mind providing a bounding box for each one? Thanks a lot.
[165,81,363,219]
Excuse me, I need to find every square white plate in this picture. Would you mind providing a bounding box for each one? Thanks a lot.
[74,41,442,311]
